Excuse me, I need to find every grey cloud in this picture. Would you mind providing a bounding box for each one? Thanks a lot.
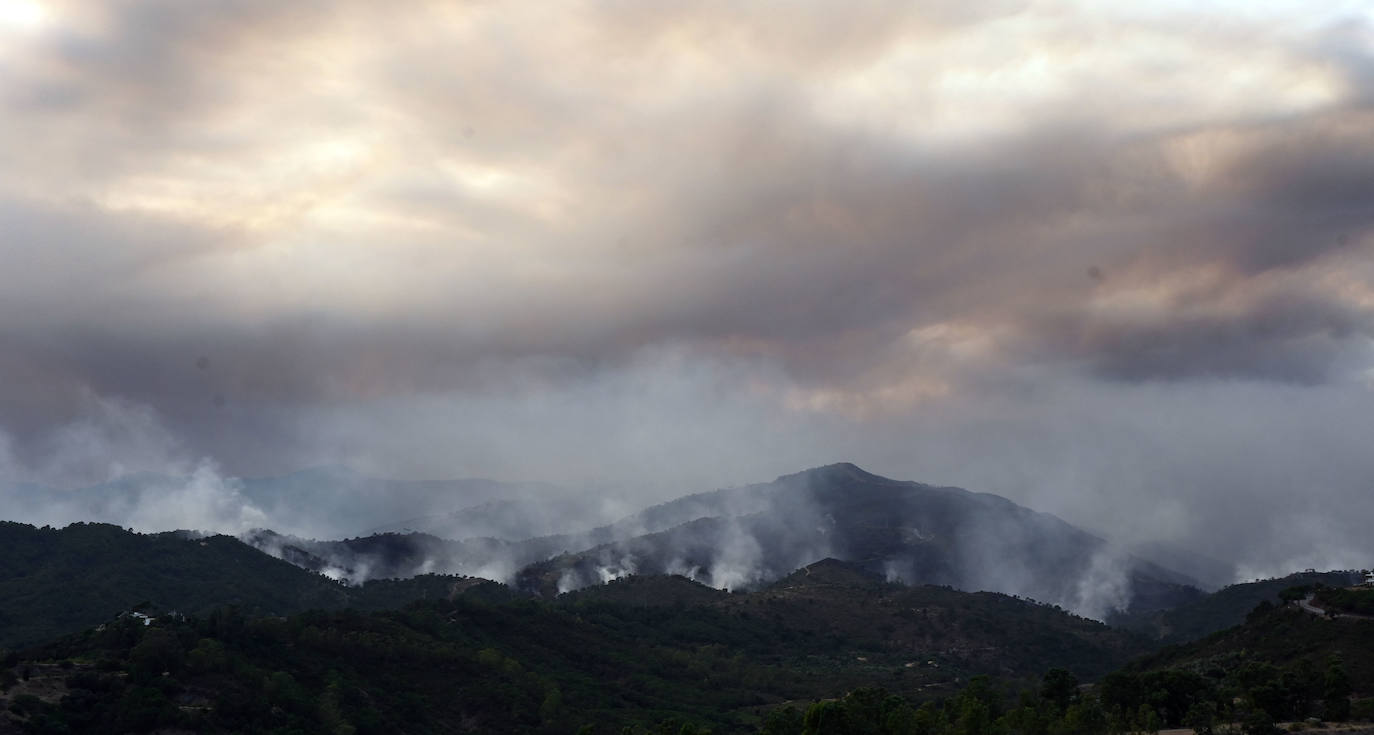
[0,197,240,310]
[1310,17,1374,106]
[22,0,331,114]
[1072,290,1371,384]
[10,3,1370,371]
[635,118,1374,385]
[5,105,1373,464]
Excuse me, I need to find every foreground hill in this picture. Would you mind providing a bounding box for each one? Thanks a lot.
[715,559,1148,680]
[0,562,1150,734]
[1130,591,1374,690]
[5,567,1371,734]
[1114,596,1374,727]
[1112,570,1363,644]
[0,522,503,649]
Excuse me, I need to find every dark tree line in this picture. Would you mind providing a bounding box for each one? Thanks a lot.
[756,657,1359,735]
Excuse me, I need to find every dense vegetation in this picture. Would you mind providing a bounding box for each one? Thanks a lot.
[1,583,1370,734]
[754,588,1374,734]
[0,521,508,648]
[0,599,1029,733]
[7,597,1367,735]
[1118,599,1374,728]
[0,564,1153,734]
[1112,571,1362,645]
[5,600,787,733]
[713,560,1147,682]
[755,658,1362,735]
[1313,587,1374,617]
[3,519,1371,733]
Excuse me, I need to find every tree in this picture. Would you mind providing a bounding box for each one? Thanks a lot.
[1238,706,1279,735]
[803,700,850,735]
[761,706,803,735]
[539,685,564,724]
[912,701,946,735]
[955,697,991,735]
[129,628,184,682]
[1134,702,1160,734]
[1185,700,1217,735]
[1060,696,1108,735]
[1323,654,1352,722]
[1041,668,1079,714]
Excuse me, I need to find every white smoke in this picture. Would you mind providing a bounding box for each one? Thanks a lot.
[0,396,269,535]
[319,566,350,583]
[593,552,637,584]
[1070,549,1134,621]
[116,459,268,535]
[883,558,911,584]
[1234,510,1373,581]
[665,558,702,581]
[471,558,520,585]
[707,518,766,591]
[556,570,579,594]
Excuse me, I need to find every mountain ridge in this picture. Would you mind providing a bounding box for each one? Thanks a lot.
[506,463,1205,619]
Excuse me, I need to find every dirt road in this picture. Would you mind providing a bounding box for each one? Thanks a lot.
[1296,594,1374,621]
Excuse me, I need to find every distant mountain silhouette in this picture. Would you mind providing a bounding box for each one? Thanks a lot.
[512,463,1204,619]
[235,464,1205,619]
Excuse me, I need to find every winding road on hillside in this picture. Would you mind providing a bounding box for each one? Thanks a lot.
[1296,594,1374,621]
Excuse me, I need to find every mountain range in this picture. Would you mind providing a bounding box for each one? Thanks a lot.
[1,462,1370,733]
[237,463,1207,620]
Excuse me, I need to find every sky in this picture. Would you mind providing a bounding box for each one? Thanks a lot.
[1,0,1373,576]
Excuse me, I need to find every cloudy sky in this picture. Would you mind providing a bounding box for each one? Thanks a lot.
[2,0,1373,574]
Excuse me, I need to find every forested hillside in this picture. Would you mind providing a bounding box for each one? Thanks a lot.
[0,562,1149,734]
[0,522,500,648]
[1113,570,1363,644]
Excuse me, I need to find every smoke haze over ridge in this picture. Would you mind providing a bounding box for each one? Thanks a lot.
[2,1,1374,582]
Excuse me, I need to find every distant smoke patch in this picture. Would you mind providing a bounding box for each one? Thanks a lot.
[593,551,638,584]
[1070,549,1133,621]
[470,558,520,585]
[1234,510,1374,581]
[119,460,269,535]
[556,570,578,595]
[883,558,913,584]
[0,397,269,535]
[709,521,766,591]
[319,566,350,583]
[665,558,702,581]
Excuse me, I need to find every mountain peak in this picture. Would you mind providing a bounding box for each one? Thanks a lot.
[777,462,889,485]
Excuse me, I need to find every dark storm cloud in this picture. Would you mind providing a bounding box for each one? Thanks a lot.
[611,112,1374,386]
[1011,114,1374,383]
[1075,292,1368,384]
[4,1,1369,397]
